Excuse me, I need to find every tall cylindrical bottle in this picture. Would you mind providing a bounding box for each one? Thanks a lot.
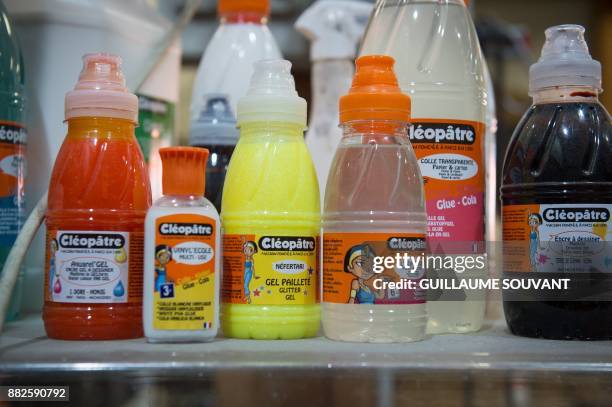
[189,0,281,211]
[361,0,488,333]
[44,54,151,340]
[0,1,26,321]
[322,55,427,342]
[501,25,612,340]
[221,60,320,339]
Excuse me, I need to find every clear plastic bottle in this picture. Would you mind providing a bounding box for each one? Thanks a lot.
[361,0,488,334]
[144,147,220,342]
[0,1,26,321]
[501,25,612,340]
[322,55,427,342]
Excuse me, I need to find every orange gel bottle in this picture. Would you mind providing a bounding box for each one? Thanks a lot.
[43,54,152,340]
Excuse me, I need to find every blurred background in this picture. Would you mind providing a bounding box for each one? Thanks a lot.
[163,0,611,178]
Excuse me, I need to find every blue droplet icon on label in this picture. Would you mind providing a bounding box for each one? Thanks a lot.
[113,281,125,297]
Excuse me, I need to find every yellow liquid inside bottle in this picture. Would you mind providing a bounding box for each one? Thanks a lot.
[221,122,321,339]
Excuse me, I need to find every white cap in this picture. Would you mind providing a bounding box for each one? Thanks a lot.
[529,24,602,94]
[237,59,307,125]
[295,0,373,61]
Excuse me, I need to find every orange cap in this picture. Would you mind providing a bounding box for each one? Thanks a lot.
[218,0,270,18]
[160,147,209,196]
[339,55,411,123]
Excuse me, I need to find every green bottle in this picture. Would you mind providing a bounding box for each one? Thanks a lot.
[0,0,26,320]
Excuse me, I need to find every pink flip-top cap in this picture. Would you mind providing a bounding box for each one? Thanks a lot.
[65,53,138,122]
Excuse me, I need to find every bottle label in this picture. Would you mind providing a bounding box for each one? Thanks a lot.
[0,121,26,247]
[152,214,217,331]
[323,232,427,305]
[502,203,612,273]
[222,234,319,305]
[409,120,485,253]
[44,230,138,303]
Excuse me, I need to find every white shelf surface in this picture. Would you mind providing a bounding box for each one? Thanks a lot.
[1,314,612,374]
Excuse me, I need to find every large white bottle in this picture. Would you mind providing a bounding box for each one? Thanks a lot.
[295,0,372,203]
[361,0,488,334]
[190,0,281,119]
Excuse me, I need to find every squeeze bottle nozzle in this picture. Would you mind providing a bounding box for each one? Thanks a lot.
[340,55,411,123]
[237,59,307,125]
[65,53,138,122]
[295,0,373,61]
[529,25,602,94]
[189,94,239,147]
[160,147,210,197]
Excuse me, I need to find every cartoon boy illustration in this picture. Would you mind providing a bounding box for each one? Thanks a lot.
[242,240,259,304]
[49,238,58,294]
[528,212,543,272]
[344,244,384,304]
[155,245,172,292]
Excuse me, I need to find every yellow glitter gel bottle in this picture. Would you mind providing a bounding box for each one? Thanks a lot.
[221,59,321,339]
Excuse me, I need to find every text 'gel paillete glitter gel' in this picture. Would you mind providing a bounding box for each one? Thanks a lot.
[221,60,321,339]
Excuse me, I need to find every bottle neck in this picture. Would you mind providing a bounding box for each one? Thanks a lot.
[341,120,409,143]
[239,122,305,138]
[311,59,354,127]
[531,85,599,105]
[66,117,136,140]
[220,12,267,25]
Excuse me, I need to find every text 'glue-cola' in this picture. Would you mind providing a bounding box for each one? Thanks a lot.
[44,54,151,340]
[189,0,281,212]
[221,60,320,340]
[361,0,488,334]
[502,25,612,340]
[295,0,373,205]
[322,55,427,343]
[144,147,220,343]
[0,2,26,321]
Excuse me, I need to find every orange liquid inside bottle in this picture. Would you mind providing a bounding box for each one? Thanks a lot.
[43,54,151,340]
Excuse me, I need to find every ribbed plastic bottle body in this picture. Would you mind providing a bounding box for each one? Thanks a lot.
[501,89,612,339]
[190,22,282,119]
[44,118,152,340]
[322,123,428,342]
[221,123,321,339]
[144,195,221,342]
[361,0,487,334]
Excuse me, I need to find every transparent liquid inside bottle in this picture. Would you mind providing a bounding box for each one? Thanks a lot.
[361,0,488,333]
[323,122,428,342]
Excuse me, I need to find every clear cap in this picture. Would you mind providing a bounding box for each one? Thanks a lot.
[65,53,138,122]
[529,25,602,94]
[189,94,239,147]
[237,59,307,125]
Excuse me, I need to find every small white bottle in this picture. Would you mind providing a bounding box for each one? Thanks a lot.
[144,147,221,342]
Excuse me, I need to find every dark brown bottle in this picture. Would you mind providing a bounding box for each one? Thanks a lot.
[501,25,612,340]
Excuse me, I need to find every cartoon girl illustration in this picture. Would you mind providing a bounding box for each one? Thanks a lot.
[242,240,258,303]
[155,245,172,292]
[344,244,385,304]
[528,212,543,272]
[49,238,58,294]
